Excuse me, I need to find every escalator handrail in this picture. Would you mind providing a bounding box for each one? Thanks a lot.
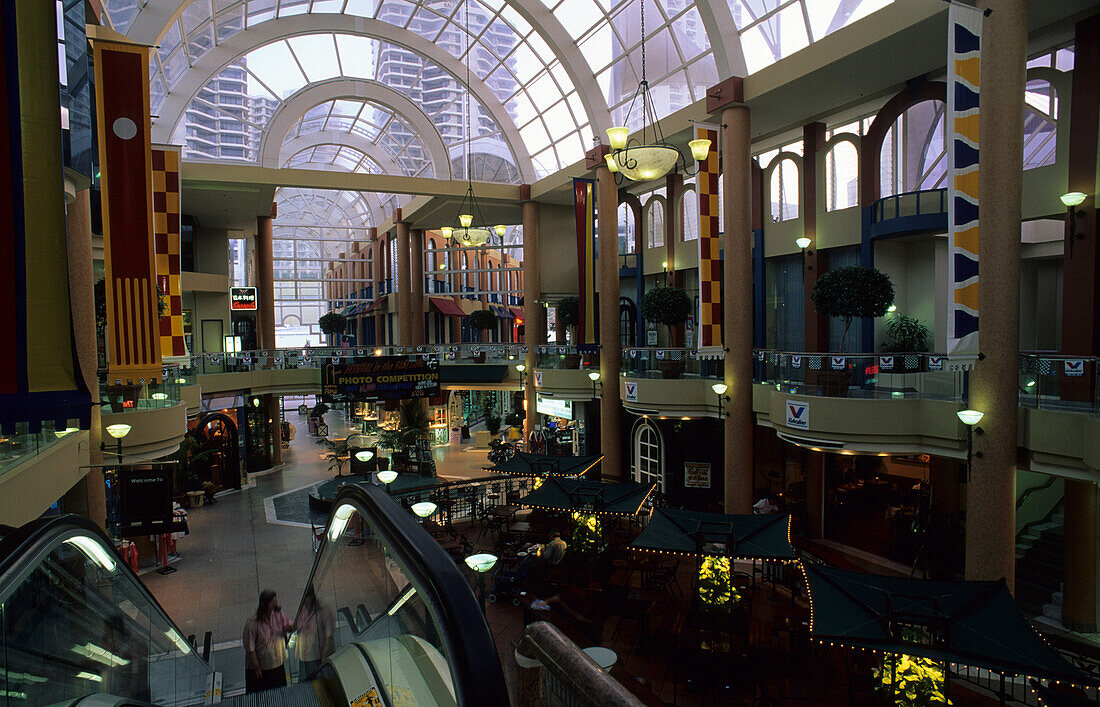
[307,482,509,707]
[0,513,210,669]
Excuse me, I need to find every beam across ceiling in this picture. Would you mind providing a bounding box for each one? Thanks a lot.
[182,161,522,203]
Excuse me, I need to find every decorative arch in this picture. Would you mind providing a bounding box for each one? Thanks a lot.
[618,192,644,255]
[823,133,861,212]
[674,182,699,242]
[631,418,665,493]
[261,79,453,174]
[192,412,242,490]
[644,194,667,250]
[149,15,536,180]
[859,81,947,204]
[763,152,803,222]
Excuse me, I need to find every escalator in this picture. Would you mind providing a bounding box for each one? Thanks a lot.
[0,483,508,707]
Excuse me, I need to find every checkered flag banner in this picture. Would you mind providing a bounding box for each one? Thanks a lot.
[904,355,920,370]
[1038,358,1054,375]
[808,356,822,370]
[667,350,683,361]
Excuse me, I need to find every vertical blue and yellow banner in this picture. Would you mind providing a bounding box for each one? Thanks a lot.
[0,0,90,432]
[695,124,722,354]
[573,178,597,349]
[94,37,163,384]
[947,2,982,359]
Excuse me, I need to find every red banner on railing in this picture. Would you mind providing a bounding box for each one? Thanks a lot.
[573,178,597,349]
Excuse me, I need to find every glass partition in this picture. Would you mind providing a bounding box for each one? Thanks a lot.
[0,517,211,706]
[301,483,507,707]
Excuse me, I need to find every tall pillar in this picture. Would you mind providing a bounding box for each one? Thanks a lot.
[522,188,541,443]
[723,104,754,514]
[802,122,829,352]
[411,228,426,345]
[256,212,281,464]
[596,161,622,481]
[396,219,412,346]
[256,214,275,350]
[965,0,1026,588]
[371,228,384,346]
[1059,16,1099,398]
[1063,479,1098,632]
[664,174,682,289]
[64,188,105,528]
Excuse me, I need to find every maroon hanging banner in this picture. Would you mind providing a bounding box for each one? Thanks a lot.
[94,38,162,384]
[573,178,597,349]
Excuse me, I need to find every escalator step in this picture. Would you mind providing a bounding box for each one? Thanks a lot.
[222,681,332,707]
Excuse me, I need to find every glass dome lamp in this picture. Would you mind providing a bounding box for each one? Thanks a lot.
[377,470,398,485]
[1061,191,1087,207]
[105,423,132,439]
[411,501,437,518]
[516,364,526,373]
[956,409,984,426]
[795,237,811,249]
[606,127,629,151]
[440,226,453,239]
[494,225,507,237]
[588,371,601,382]
[615,144,683,182]
[711,383,728,396]
[465,553,498,573]
[459,214,473,228]
[689,139,712,161]
[355,450,375,462]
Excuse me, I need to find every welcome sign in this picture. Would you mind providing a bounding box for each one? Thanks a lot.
[322,356,439,401]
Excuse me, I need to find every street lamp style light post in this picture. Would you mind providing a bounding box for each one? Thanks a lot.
[711,383,729,417]
[956,409,984,481]
[588,370,601,399]
[465,552,498,613]
[105,423,132,462]
[1061,191,1089,258]
[377,470,398,495]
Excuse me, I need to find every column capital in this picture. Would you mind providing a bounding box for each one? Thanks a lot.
[520,184,532,201]
[393,207,403,222]
[707,76,745,113]
[586,143,611,170]
[369,226,377,240]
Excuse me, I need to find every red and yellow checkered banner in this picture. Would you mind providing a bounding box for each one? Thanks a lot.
[696,123,722,354]
[573,178,597,349]
[152,145,188,361]
[94,37,162,384]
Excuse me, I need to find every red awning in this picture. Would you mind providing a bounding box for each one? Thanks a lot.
[510,307,525,320]
[430,297,467,317]
[363,295,387,313]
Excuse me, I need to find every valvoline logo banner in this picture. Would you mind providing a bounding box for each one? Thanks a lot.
[1065,360,1084,377]
[830,356,846,370]
[785,400,809,429]
[928,356,944,371]
[625,381,638,402]
[791,355,802,368]
[879,356,894,370]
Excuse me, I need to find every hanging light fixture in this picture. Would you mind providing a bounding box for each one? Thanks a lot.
[605,0,710,182]
[442,0,497,248]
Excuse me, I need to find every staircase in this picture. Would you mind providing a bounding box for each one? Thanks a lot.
[1014,502,1064,617]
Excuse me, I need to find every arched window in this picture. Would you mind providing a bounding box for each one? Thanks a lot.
[879,100,946,197]
[681,186,699,241]
[618,202,635,255]
[770,158,799,222]
[634,422,664,492]
[646,199,665,249]
[826,140,859,211]
[1023,78,1057,169]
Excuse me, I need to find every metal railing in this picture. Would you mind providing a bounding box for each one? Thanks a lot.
[1018,353,1100,416]
[518,622,646,707]
[753,350,965,401]
[621,347,723,379]
[870,188,947,223]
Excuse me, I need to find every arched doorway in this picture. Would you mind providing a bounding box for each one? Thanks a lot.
[191,412,241,490]
[619,297,637,347]
[633,420,664,493]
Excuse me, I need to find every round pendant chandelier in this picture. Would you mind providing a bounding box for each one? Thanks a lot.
[604,0,711,182]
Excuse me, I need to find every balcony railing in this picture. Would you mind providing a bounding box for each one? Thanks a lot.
[98,364,193,411]
[1018,352,1100,416]
[870,188,948,224]
[753,350,965,401]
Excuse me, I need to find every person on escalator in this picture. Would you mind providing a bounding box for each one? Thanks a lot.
[243,589,293,694]
[294,586,334,680]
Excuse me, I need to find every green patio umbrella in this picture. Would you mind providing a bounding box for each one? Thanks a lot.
[484,451,602,478]
[629,508,797,562]
[517,477,655,516]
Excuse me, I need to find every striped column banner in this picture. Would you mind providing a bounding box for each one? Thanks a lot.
[573,178,597,350]
[946,2,982,359]
[695,123,722,355]
[153,145,188,362]
[94,38,162,384]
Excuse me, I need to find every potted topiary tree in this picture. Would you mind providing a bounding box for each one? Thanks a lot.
[468,309,497,363]
[640,285,692,378]
[318,311,348,345]
[810,265,894,395]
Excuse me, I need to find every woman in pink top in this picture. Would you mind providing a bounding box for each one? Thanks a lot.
[243,590,293,694]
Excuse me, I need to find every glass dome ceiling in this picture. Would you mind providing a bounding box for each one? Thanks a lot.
[104,0,893,179]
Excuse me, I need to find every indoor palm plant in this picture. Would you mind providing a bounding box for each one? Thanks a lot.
[883,314,931,353]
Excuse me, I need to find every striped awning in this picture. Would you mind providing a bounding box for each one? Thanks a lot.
[510,307,525,320]
[490,304,513,319]
[363,295,387,314]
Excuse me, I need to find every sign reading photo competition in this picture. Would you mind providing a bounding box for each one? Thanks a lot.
[785,400,809,429]
[230,286,258,311]
[322,356,440,401]
[684,461,711,489]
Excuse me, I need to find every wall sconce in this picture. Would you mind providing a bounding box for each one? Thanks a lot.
[796,237,813,271]
[589,370,601,399]
[711,382,729,417]
[1062,192,1088,258]
[956,408,984,481]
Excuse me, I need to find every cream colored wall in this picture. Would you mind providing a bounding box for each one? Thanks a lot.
[0,432,89,527]
[102,404,187,462]
[538,203,579,300]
